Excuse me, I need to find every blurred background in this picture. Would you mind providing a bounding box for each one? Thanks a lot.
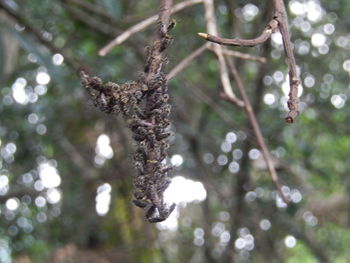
[0,0,349,262]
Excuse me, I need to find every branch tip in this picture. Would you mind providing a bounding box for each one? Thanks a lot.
[197,32,208,39]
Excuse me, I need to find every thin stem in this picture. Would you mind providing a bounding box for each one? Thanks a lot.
[199,0,300,122]
[225,58,289,204]
[99,0,203,56]
[218,48,267,64]
[167,43,209,80]
[274,0,300,123]
[198,19,278,47]
[203,0,244,107]
[61,2,145,60]
[166,42,267,81]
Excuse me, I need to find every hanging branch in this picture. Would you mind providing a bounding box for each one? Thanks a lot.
[80,0,175,223]
[273,0,300,123]
[198,0,300,123]
[198,0,288,203]
[223,58,288,203]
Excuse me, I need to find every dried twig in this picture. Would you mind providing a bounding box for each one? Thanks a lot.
[273,0,300,123]
[60,1,145,61]
[217,48,267,64]
[167,43,209,80]
[167,42,266,80]
[63,5,117,36]
[203,0,244,107]
[198,0,300,122]
[167,44,267,82]
[223,58,288,203]
[198,19,278,47]
[186,80,245,131]
[99,0,203,56]
[199,0,287,202]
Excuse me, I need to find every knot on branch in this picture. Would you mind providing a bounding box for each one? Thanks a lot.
[285,77,301,123]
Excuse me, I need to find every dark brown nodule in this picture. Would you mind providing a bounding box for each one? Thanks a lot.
[285,116,293,123]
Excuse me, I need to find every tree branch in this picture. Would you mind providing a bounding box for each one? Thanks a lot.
[224,58,288,203]
[167,42,267,81]
[61,2,145,61]
[217,48,267,64]
[98,0,203,56]
[185,80,246,132]
[198,0,301,123]
[203,0,244,107]
[273,0,300,123]
[198,19,278,47]
[167,43,209,80]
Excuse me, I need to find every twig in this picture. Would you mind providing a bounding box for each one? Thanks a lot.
[222,43,272,262]
[61,2,145,60]
[198,0,300,122]
[203,0,244,107]
[63,5,117,36]
[98,0,203,56]
[273,0,300,123]
[136,0,175,223]
[159,0,173,35]
[224,58,289,204]
[186,80,246,132]
[167,43,209,80]
[217,48,267,64]
[198,19,278,46]
[143,0,172,83]
[167,43,266,81]
[0,1,81,71]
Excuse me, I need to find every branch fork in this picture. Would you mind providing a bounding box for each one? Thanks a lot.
[198,0,301,123]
